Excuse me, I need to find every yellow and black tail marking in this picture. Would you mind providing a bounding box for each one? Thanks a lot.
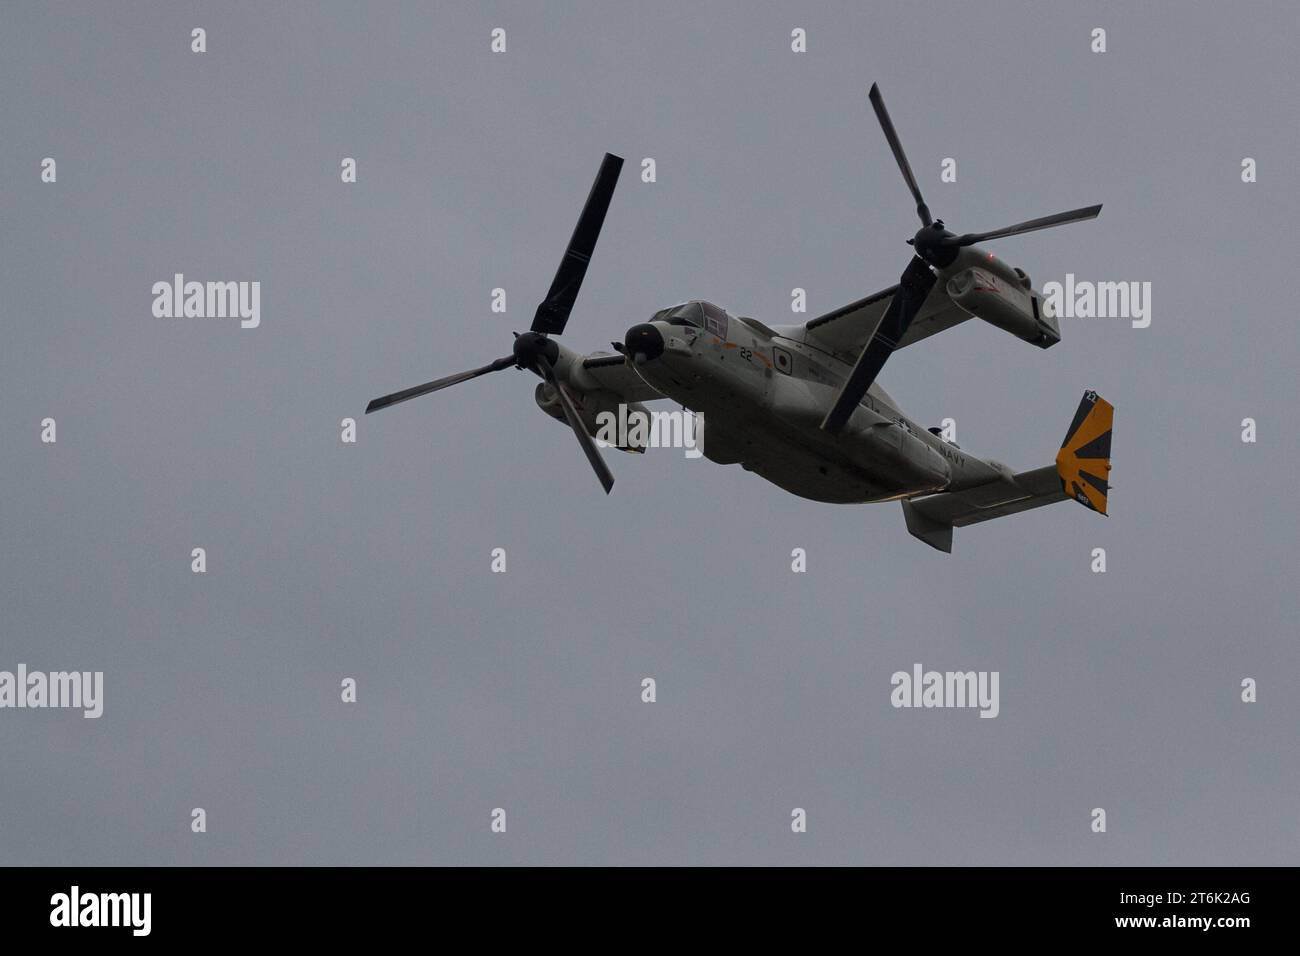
[1056,390,1113,515]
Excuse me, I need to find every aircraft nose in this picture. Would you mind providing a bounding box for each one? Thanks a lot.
[624,323,665,363]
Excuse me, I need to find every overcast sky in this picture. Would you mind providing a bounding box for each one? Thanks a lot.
[1,0,1297,865]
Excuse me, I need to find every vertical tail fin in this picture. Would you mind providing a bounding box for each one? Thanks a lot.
[1056,390,1113,514]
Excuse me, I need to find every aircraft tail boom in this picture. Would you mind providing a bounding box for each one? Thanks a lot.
[901,391,1113,552]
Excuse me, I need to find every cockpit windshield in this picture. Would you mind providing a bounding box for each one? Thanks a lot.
[650,301,704,328]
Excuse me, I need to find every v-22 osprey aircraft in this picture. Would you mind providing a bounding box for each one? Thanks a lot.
[366,84,1114,552]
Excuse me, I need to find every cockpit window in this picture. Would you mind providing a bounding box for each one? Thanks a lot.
[651,301,704,328]
[700,301,728,339]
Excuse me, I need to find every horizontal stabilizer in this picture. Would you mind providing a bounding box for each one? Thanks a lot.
[901,466,1067,552]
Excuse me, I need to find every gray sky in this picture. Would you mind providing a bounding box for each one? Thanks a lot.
[1,0,1297,865]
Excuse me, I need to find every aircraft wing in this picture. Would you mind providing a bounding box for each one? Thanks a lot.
[800,281,972,364]
[579,353,665,403]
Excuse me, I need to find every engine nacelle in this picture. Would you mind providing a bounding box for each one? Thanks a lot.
[534,384,651,452]
[945,265,1060,349]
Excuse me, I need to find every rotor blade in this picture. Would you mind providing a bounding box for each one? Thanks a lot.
[821,257,936,435]
[869,83,932,227]
[950,204,1102,247]
[365,355,515,414]
[535,355,615,494]
[531,153,624,335]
